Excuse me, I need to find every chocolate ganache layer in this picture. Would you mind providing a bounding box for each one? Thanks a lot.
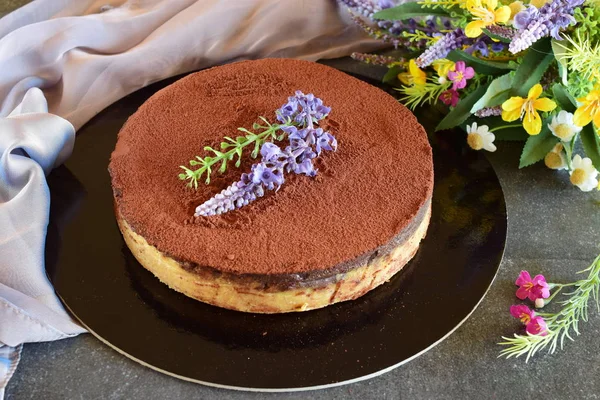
[109,59,434,289]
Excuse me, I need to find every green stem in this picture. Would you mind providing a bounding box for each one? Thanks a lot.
[563,134,579,170]
[489,124,523,132]
[180,120,293,188]
[544,286,564,305]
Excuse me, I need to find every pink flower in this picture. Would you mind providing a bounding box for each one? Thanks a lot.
[447,61,475,90]
[526,316,549,336]
[510,305,549,336]
[515,270,550,301]
[510,304,535,325]
[440,89,460,107]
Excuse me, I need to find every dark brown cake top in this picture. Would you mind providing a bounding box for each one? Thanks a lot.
[109,59,433,275]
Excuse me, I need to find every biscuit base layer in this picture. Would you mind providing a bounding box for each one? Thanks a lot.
[118,205,431,314]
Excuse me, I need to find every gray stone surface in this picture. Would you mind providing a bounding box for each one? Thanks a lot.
[4,2,600,399]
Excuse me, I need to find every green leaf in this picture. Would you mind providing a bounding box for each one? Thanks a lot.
[471,73,513,113]
[519,121,558,168]
[580,125,600,170]
[552,83,577,113]
[447,50,515,75]
[373,3,450,20]
[511,38,554,97]
[436,83,491,131]
[383,65,402,84]
[482,28,512,43]
[551,39,569,86]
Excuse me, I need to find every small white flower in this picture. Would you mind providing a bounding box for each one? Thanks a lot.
[466,123,496,152]
[569,154,599,192]
[534,298,545,308]
[438,76,447,84]
[548,110,582,142]
[544,143,568,170]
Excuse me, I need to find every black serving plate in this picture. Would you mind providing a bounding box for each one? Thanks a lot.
[45,71,506,391]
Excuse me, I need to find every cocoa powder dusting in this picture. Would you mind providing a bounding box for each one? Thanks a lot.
[109,59,433,275]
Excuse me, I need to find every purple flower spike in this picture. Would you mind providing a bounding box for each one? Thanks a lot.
[195,92,337,217]
[276,91,331,127]
[416,28,468,67]
[485,25,517,41]
[466,40,490,57]
[509,0,584,53]
[378,0,394,9]
[514,6,538,30]
[260,142,284,163]
[491,42,505,53]
[251,163,284,190]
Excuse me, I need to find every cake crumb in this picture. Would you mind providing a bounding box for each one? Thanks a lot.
[226,254,235,260]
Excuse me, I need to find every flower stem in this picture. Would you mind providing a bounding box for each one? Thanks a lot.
[489,124,522,132]
[179,120,293,188]
[499,254,600,360]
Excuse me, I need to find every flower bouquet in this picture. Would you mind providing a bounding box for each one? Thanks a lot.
[341,0,600,191]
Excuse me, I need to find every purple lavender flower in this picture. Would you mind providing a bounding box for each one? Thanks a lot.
[251,163,284,190]
[351,52,399,67]
[474,106,503,118]
[509,0,584,53]
[284,139,318,176]
[513,6,539,30]
[378,0,394,9]
[260,142,285,163]
[338,0,381,18]
[466,40,490,57]
[194,179,264,217]
[485,25,517,41]
[276,91,331,127]
[491,43,505,53]
[195,93,337,217]
[416,29,469,68]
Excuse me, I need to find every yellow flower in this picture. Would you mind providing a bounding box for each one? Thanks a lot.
[432,59,455,78]
[501,84,557,135]
[529,0,549,8]
[508,1,525,22]
[398,59,427,86]
[465,0,511,38]
[573,88,600,128]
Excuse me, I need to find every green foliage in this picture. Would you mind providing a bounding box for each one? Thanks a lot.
[482,28,512,43]
[556,32,600,87]
[580,125,600,170]
[471,73,514,113]
[574,5,600,40]
[552,83,577,113]
[373,2,452,19]
[447,50,515,76]
[383,65,403,84]
[567,70,596,98]
[519,121,558,168]
[179,117,291,188]
[511,38,555,97]
[552,39,570,86]
[499,255,600,361]
[396,80,451,110]
[435,83,490,131]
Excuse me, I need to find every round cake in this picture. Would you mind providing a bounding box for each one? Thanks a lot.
[109,59,433,313]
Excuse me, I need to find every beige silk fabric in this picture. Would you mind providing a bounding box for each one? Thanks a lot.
[0,0,383,129]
